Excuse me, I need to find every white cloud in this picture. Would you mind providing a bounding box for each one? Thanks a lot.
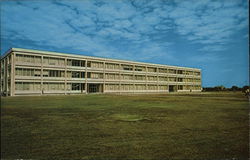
[1,0,248,57]
[168,0,248,52]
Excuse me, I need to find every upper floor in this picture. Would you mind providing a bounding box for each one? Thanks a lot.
[1,48,201,77]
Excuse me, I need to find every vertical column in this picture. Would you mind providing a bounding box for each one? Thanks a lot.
[3,58,5,95]
[10,53,15,96]
[103,61,105,93]
[119,63,121,94]
[41,56,44,95]
[0,59,2,94]
[145,66,148,92]
[176,68,178,92]
[192,70,195,91]
[85,59,88,94]
[4,56,9,96]
[166,68,169,92]
[157,67,159,93]
[200,70,202,91]
[133,64,135,93]
[184,70,186,91]
[64,58,67,95]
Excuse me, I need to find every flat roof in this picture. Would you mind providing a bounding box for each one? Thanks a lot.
[1,48,201,71]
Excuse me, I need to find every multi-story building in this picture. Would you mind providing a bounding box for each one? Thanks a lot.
[0,48,202,96]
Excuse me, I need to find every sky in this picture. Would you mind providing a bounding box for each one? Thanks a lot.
[0,0,249,87]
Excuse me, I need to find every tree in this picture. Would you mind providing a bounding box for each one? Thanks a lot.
[214,85,226,91]
[242,86,249,92]
[231,86,240,91]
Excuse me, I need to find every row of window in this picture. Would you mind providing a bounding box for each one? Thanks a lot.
[105,84,159,90]
[15,82,84,91]
[15,68,201,82]
[14,82,201,91]
[105,84,201,91]
[15,68,85,78]
[15,54,201,75]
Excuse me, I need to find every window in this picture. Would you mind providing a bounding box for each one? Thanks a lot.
[15,82,22,90]
[43,83,65,91]
[168,69,176,74]
[194,72,200,76]
[71,71,85,78]
[23,83,29,90]
[159,76,168,81]
[135,66,146,72]
[72,83,81,90]
[121,74,133,80]
[106,84,119,90]
[90,73,103,79]
[43,70,64,77]
[159,68,168,73]
[16,54,41,64]
[177,70,183,74]
[90,62,104,68]
[67,59,85,67]
[34,70,41,77]
[44,57,65,66]
[122,65,133,71]
[148,67,157,72]
[43,70,49,77]
[183,78,192,82]
[15,68,41,77]
[185,71,193,75]
[178,85,183,90]
[135,75,145,80]
[169,77,176,82]
[135,84,146,90]
[105,73,119,80]
[177,78,183,82]
[15,82,41,91]
[148,85,157,90]
[159,85,167,90]
[87,72,91,78]
[105,63,120,70]
[147,76,157,81]
[183,85,191,90]
[87,61,91,67]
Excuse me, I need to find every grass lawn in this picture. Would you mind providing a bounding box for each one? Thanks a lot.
[1,92,249,159]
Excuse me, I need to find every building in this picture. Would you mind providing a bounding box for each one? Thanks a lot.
[0,48,202,96]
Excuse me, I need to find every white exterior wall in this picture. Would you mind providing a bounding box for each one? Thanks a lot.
[0,48,202,96]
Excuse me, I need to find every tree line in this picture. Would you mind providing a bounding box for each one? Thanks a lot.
[202,85,249,92]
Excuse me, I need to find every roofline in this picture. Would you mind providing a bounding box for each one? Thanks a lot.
[2,47,201,71]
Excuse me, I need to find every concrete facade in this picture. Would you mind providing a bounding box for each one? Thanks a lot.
[0,48,202,96]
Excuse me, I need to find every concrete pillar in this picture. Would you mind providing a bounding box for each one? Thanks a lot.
[41,56,44,95]
[133,64,135,93]
[145,66,148,91]
[5,58,8,96]
[85,59,88,94]
[10,53,15,96]
[157,67,159,92]
[64,58,67,95]
[103,61,105,93]
[119,63,121,94]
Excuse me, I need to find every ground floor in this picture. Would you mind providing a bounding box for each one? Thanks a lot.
[3,81,202,96]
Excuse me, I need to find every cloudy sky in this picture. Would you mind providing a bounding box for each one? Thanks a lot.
[1,0,249,87]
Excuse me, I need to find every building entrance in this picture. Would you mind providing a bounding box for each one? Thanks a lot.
[87,84,103,93]
[169,85,177,92]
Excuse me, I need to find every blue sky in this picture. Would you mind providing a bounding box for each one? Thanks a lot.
[1,0,249,87]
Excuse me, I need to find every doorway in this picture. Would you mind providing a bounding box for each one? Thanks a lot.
[169,85,177,92]
[87,84,103,93]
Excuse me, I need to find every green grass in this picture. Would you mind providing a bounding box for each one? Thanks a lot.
[1,92,249,159]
